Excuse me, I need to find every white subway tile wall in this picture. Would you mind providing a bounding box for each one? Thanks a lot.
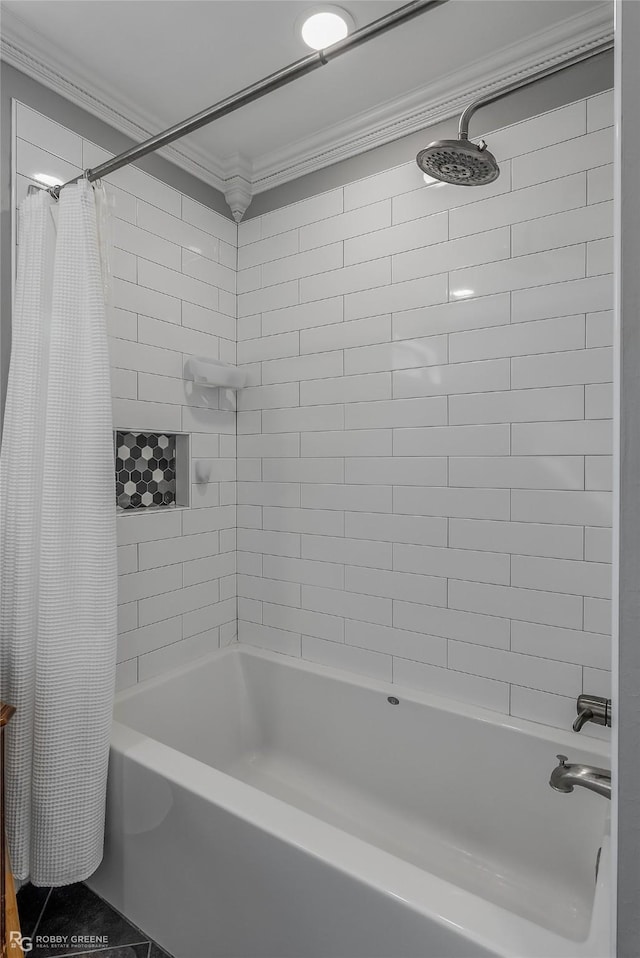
[13,92,615,733]
[14,103,238,690]
[236,91,614,733]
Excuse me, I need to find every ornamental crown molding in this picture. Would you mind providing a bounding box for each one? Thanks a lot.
[1,3,612,217]
[222,154,253,222]
[0,5,227,190]
[250,3,613,194]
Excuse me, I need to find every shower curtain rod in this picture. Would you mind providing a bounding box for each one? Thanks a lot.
[46,0,448,197]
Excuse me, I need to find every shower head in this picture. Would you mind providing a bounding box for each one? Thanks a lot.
[416,137,500,187]
[415,37,615,188]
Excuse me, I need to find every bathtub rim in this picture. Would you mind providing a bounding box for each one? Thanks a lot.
[116,643,611,760]
[109,644,611,958]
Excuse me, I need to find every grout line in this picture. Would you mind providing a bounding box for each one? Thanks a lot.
[30,886,53,939]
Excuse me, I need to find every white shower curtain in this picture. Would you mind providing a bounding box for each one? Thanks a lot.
[0,180,117,885]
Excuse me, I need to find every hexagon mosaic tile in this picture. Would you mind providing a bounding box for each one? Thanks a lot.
[115,432,176,511]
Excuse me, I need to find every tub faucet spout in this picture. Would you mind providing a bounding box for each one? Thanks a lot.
[549,754,611,799]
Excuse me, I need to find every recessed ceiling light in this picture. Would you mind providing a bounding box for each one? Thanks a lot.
[299,7,354,51]
[33,173,63,188]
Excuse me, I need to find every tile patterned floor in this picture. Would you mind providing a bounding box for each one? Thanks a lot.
[16,882,173,958]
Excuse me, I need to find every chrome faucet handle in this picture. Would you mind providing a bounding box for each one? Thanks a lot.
[573,694,611,732]
[573,708,594,732]
[556,754,568,765]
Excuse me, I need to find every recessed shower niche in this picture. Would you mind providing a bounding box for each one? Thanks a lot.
[114,431,189,512]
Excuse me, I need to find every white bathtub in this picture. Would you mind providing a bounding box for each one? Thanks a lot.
[90,645,611,958]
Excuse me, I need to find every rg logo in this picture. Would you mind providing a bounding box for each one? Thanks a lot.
[9,931,33,953]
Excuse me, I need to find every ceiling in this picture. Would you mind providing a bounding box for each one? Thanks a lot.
[1,0,613,215]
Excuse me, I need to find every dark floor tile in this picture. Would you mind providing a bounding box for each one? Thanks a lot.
[16,883,51,937]
[32,883,147,956]
[55,946,149,958]
[148,945,173,958]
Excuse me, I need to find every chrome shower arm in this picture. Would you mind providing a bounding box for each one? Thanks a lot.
[458,38,613,141]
